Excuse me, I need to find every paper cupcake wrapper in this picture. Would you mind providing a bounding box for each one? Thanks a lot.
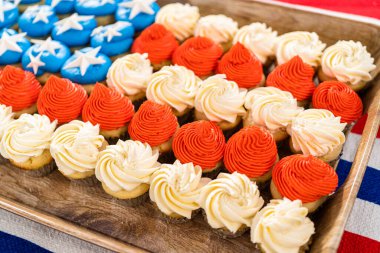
[154,203,200,224]
[69,175,98,187]
[19,161,57,177]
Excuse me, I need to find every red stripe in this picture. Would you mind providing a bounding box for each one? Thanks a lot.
[351,114,380,138]
[338,231,380,253]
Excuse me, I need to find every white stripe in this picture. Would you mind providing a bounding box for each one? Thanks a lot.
[340,132,362,163]
[368,138,380,170]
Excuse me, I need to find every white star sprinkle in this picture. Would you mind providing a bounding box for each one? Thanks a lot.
[0,0,18,22]
[50,0,74,8]
[91,22,130,42]
[31,37,62,55]
[63,47,105,76]
[0,30,27,56]
[26,52,45,74]
[119,0,156,20]
[30,6,54,24]
[54,13,94,35]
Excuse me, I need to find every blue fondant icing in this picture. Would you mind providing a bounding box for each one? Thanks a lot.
[18,5,58,38]
[0,28,31,65]
[0,1,19,29]
[75,0,117,16]
[20,0,41,4]
[45,0,75,15]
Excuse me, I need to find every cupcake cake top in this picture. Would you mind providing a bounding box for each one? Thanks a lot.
[82,83,135,131]
[198,172,264,233]
[37,75,87,124]
[0,66,41,112]
[275,31,326,67]
[267,56,315,101]
[224,126,278,179]
[128,100,178,147]
[0,29,31,65]
[321,40,376,85]
[146,65,201,114]
[155,3,199,41]
[195,75,247,124]
[172,36,223,77]
[0,104,14,139]
[150,160,211,219]
[251,198,315,253]
[233,22,278,64]
[312,81,363,124]
[18,5,58,38]
[172,120,225,170]
[131,23,179,64]
[75,0,117,16]
[272,155,338,203]
[45,0,75,14]
[217,43,264,89]
[106,53,153,96]
[0,0,19,29]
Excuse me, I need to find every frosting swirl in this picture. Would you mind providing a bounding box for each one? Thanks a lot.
[149,160,211,218]
[194,15,238,45]
[312,81,363,124]
[128,101,178,147]
[0,105,14,140]
[272,155,338,203]
[267,56,315,101]
[172,120,225,170]
[198,172,264,232]
[37,75,87,124]
[172,36,223,77]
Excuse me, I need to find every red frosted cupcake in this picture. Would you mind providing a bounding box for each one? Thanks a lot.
[217,43,265,89]
[82,83,135,143]
[132,24,179,71]
[224,126,278,183]
[172,120,226,178]
[0,65,41,117]
[172,36,223,78]
[37,75,87,125]
[271,154,338,213]
[266,56,315,106]
[312,81,363,124]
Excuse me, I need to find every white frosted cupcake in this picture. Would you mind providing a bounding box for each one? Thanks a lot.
[0,105,15,163]
[288,109,346,162]
[319,40,376,91]
[251,198,315,253]
[198,172,264,238]
[149,160,211,222]
[96,140,160,206]
[244,87,304,142]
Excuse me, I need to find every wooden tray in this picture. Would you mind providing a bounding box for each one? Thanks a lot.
[1,1,379,252]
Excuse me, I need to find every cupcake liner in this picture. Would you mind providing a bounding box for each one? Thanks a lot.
[116,191,149,207]
[21,161,57,177]
[202,166,221,179]
[158,150,176,164]
[154,203,200,223]
[68,175,99,186]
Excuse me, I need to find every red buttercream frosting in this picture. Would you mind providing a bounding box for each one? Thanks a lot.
[224,126,277,178]
[172,36,223,77]
[272,154,338,203]
[267,56,315,101]
[172,120,226,170]
[131,23,179,64]
[217,43,263,88]
[128,100,178,147]
[37,75,87,124]
[82,83,134,131]
[0,65,41,111]
[312,81,363,124]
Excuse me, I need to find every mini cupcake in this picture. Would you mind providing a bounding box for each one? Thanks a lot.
[50,120,107,185]
[198,172,264,238]
[319,40,376,91]
[172,36,223,79]
[115,0,160,31]
[266,56,315,106]
[233,22,278,67]
[150,160,211,222]
[271,154,338,212]
[146,65,201,123]
[172,120,225,178]
[217,43,265,89]
[75,0,117,25]
[18,0,42,13]
[0,29,31,67]
[21,37,71,83]
[275,31,326,68]
[82,83,134,144]
[0,0,19,30]
[61,47,112,94]
[0,114,57,176]
[19,5,58,38]
[106,53,153,107]
[45,0,75,17]
[251,198,315,253]
[131,23,179,70]
[0,104,15,164]
[312,81,363,125]
[0,65,41,117]
[224,126,278,183]
[37,75,87,124]
[244,87,303,142]
[194,75,246,132]
[155,3,199,42]
[288,109,346,163]
[90,21,134,61]
[194,14,238,51]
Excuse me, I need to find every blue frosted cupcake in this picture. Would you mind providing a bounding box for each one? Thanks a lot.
[18,5,58,38]
[19,0,42,13]
[21,37,71,83]
[116,0,159,31]
[45,0,75,17]
[0,0,19,30]
[0,29,31,67]
[90,21,134,60]
[61,47,112,93]
[75,0,117,25]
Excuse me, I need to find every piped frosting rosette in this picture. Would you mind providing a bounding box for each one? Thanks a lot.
[0,105,14,140]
